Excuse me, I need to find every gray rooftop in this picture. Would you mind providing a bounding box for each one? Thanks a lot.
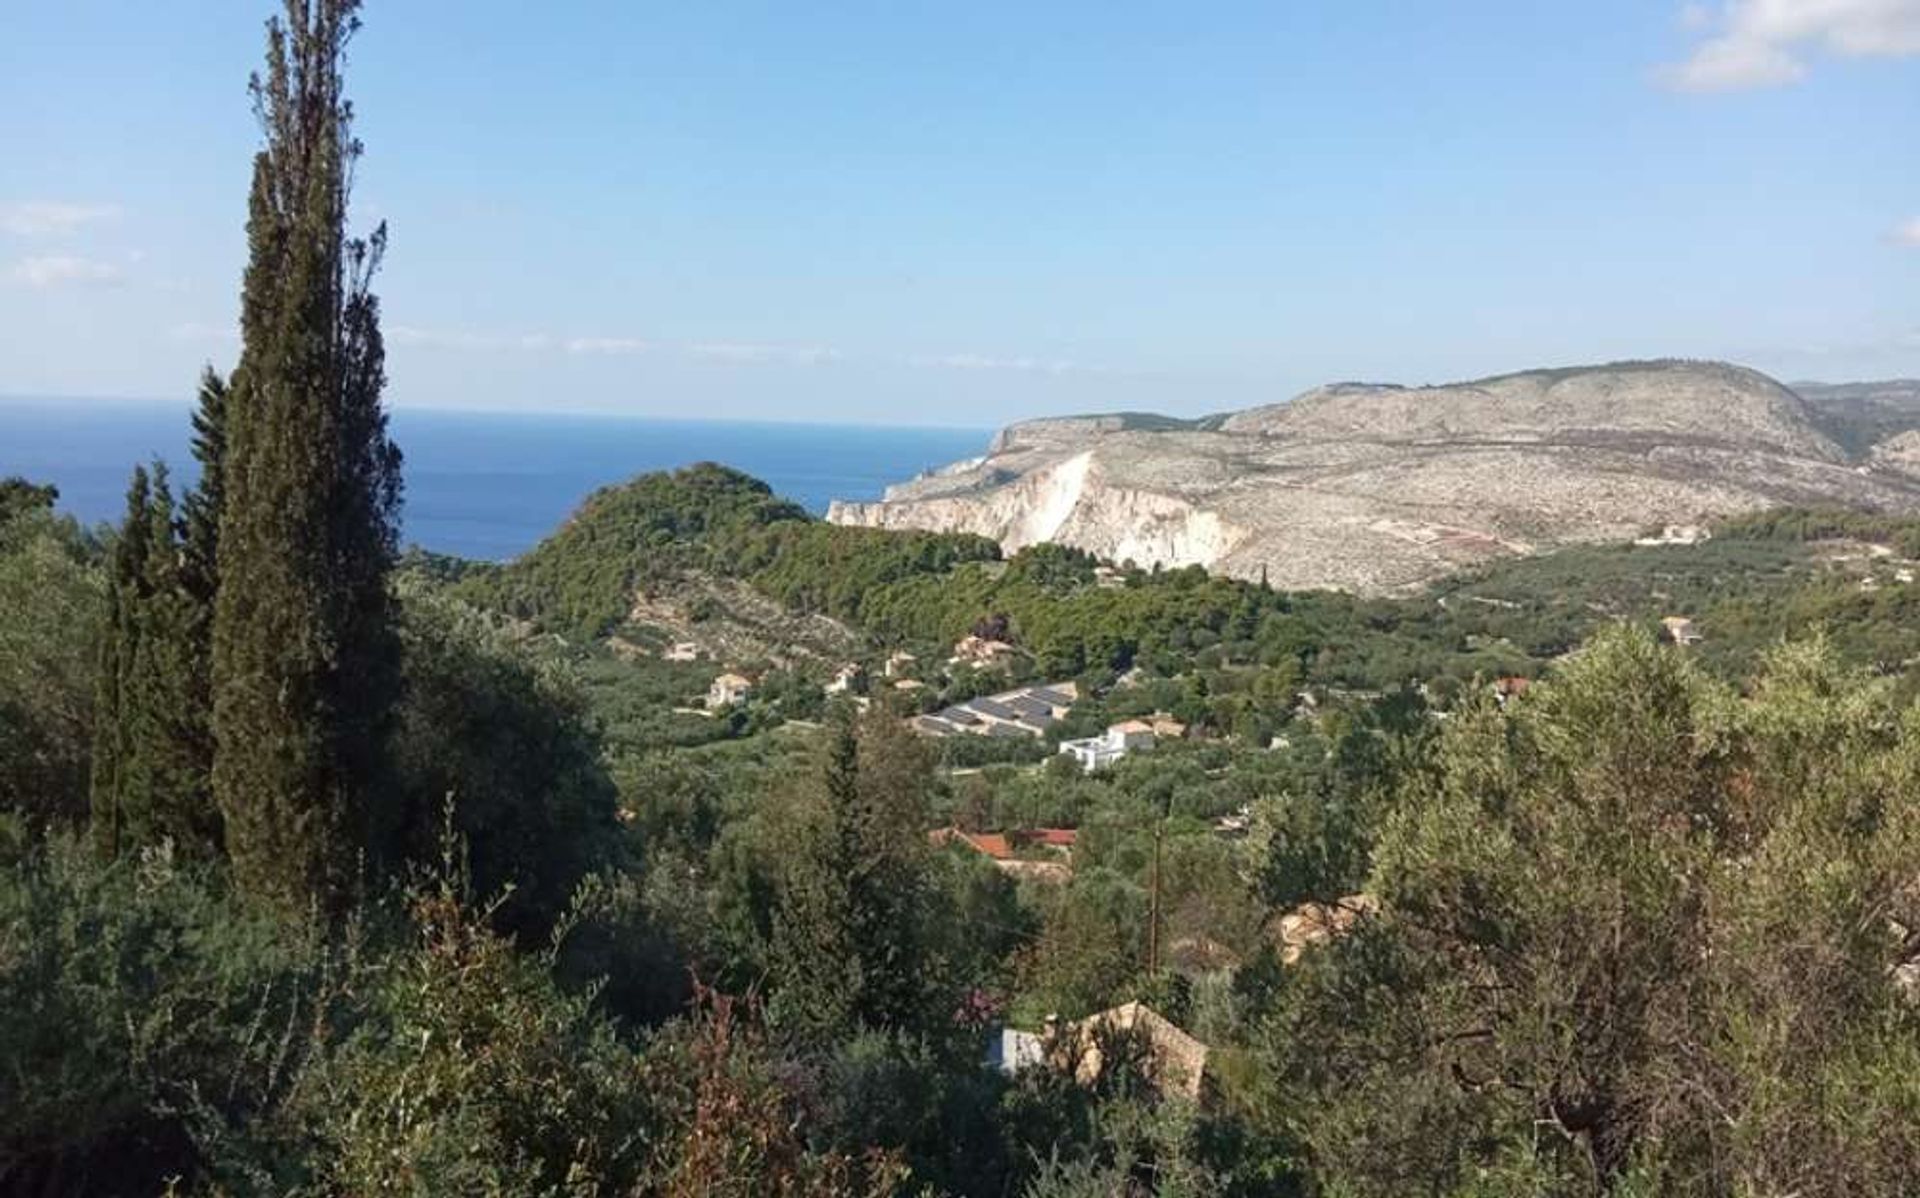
[1007,695,1057,720]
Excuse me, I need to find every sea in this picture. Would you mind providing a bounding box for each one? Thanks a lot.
[0,398,988,561]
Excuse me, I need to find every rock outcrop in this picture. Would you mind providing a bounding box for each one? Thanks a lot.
[828,361,1920,593]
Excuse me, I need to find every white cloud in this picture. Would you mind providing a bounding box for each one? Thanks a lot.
[1890,215,1920,247]
[688,341,843,365]
[565,336,649,355]
[9,255,125,288]
[0,201,120,237]
[1665,0,1920,91]
[386,325,538,351]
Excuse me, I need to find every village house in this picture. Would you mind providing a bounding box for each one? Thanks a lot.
[1028,827,1077,856]
[1634,524,1709,546]
[1270,893,1379,965]
[1213,804,1253,837]
[1491,676,1530,708]
[706,672,754,710]
[986,1027,1046,1075]
[883,650,917,678]
[1146,713,1187,739]
[824,662,863,695]
[987,1004,1211,1102]
[663,641,702,662]
[1059,718,1156,773]
[929,827,1074,883]
[948,633,1017,668]
[1660,615,1703,646]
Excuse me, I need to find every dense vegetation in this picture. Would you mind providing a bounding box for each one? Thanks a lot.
[457,462,1002,641]
[4,3,1918,1195]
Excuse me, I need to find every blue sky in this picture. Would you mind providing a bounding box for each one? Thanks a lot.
[3,0,1917,426]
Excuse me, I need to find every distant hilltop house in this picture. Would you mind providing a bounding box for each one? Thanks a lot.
[1060,718,1157,773]
[990,1003,1211,1104]
[663,641,703,663]
[1660,616,1703,646]
[706,672,755,710]
[883,650,917,678]
[913,681,1078,739]
[1635,524,1710,547]
[1145,713,1187,739]
[948,633,1017,668]
[1213,804,1253,837]
[825,662,864,695]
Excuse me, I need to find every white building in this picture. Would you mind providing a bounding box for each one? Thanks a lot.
[883,650,917,678]
[985,1027,1045,1076]
[707,672,754,709]
[1660,616,1703,646]
[1059,719,1157,773]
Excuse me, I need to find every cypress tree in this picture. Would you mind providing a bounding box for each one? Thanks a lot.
[181,366,227,609]
[769,716,863,1046]
[769,710,939,1046]
[130,465,221,852]
[177,368,227,834]
[90,466,154,856]
[90,464,223,857]
[212,0,403,910]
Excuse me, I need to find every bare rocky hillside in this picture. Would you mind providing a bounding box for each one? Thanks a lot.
[829,361,1920,593]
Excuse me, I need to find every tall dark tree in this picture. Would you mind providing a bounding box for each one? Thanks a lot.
[89,467,154,856]
[175,368,228,838]
[212,0,402,910]
[130,466,221,853]
[769,709,942,1047]
[90,464,222,857]
[180,367,228,610]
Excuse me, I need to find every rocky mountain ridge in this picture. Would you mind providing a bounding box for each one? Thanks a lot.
[829,361,1920,593]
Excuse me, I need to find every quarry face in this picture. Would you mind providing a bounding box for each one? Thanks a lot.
[829,361,1920,593]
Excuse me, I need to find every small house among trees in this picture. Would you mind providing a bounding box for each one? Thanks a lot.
[707,672,754,709]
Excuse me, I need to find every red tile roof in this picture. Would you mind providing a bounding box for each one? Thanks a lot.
[929,827,1013,860]
[1030,828,1078,848]
[964,832,1013,860]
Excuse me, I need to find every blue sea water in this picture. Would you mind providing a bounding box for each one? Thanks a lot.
[0,398,988,561]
